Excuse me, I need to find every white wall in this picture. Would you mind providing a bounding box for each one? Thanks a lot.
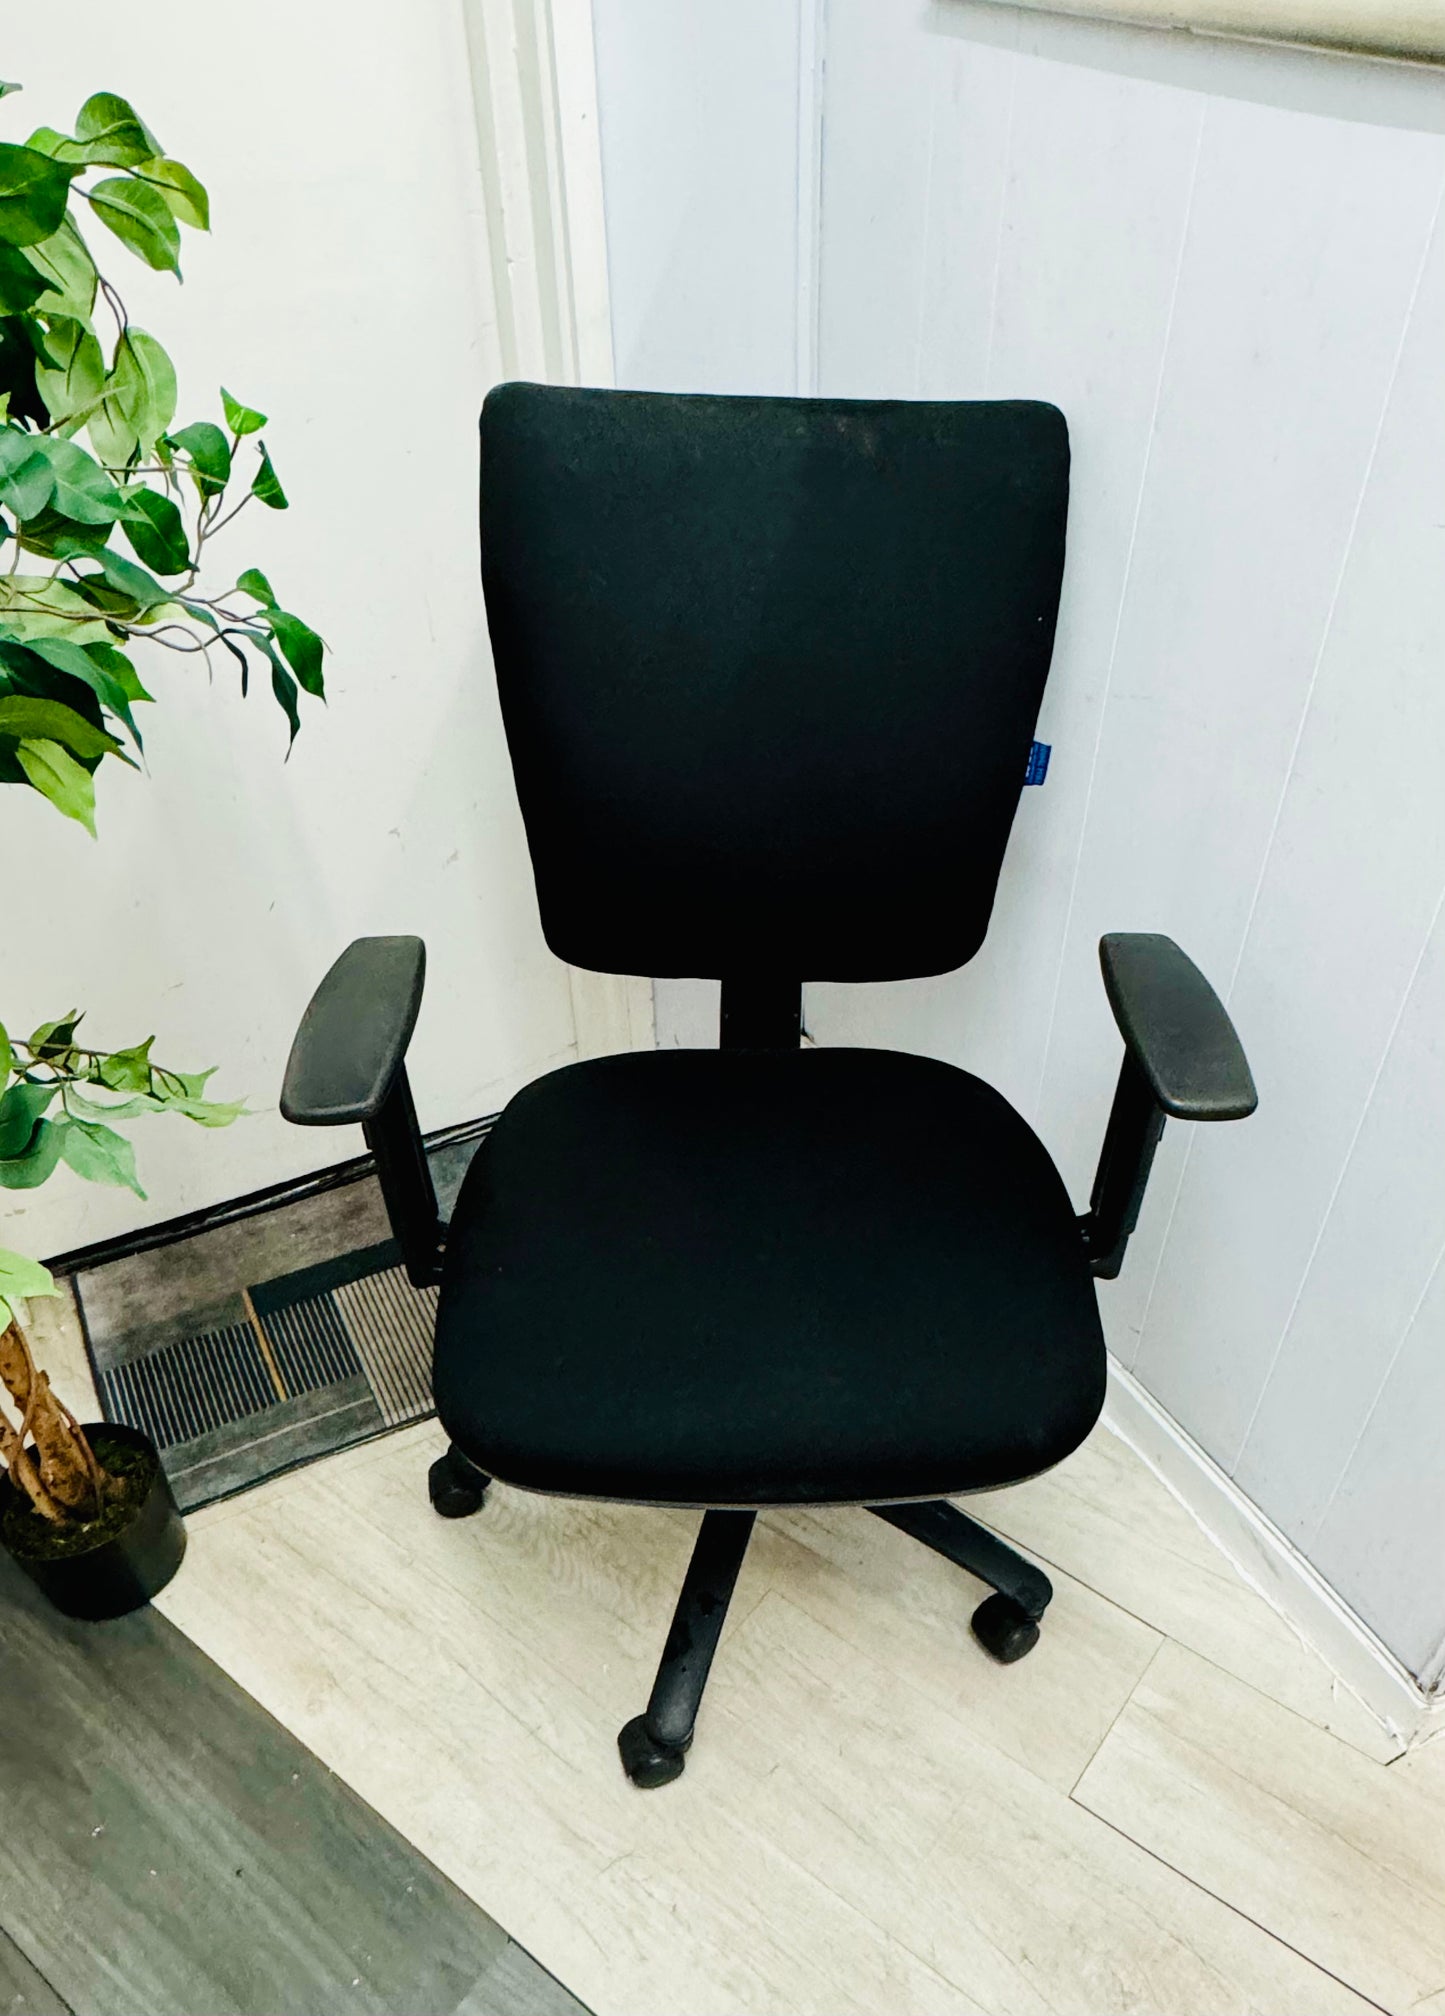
[594,0,1445,1677]
[591,0,808,394]
[2,2,579,1258]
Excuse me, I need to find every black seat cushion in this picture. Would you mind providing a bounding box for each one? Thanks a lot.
[434,1049,1105,1507]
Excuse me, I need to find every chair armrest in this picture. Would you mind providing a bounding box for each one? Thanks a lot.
[1083,934,1257,1279]
[1099,933,1257,1121]
[280,936,441,1287]
[281,936,427,1126]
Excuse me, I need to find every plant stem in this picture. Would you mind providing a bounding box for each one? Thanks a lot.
[0,1320,99,1520]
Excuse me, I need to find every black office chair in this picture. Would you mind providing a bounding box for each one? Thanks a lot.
[282,386,1255,1790]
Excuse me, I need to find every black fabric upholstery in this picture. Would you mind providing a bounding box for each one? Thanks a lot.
[434,1049,1105,1507]
[479,385,1069,981]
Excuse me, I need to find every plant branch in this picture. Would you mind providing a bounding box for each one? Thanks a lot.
[98,273,128,343]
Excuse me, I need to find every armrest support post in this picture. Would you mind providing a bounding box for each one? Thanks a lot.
[363,1068,443,1289]
[1080,1054,1166,1281]
[1080,933,1257,1280]
[280,935,443,1288]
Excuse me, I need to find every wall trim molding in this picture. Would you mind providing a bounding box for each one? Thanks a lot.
[794,0,826,395]
[457,0,641,1056]
[1103,1355,1445,1751]
[457,0,615,387]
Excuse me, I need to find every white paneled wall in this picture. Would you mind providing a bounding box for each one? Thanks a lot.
[814,4,1445,1682]
[591,0,803,393]
[592,0,1445,1677]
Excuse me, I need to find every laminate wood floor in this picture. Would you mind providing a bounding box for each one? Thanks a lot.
[0,1539,586,2016]
[150,1411,1445,2016]
[26,1283,1445,2014]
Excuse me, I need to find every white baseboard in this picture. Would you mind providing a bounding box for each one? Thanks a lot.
[1103,1355,1445,1752]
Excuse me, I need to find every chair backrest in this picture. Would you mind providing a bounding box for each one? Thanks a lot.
[479,384,1069,982]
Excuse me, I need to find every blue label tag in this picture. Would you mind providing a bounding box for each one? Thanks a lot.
[1024,741,1051,786]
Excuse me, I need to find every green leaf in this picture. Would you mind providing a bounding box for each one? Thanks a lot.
[82,546,171,612]
[0,84,20,102]
[13,508,116,561]
[25,435,125,525]
[0,1249,58,1328]
[26,119,152,171]
[236,566,276,607]
[120,486,188,574]
[268,610,325,697]
[168,1093,245,1128]
[21,128,74,162]
[237,627,300,745]
[19,634,146,748]
[16,737,96,832]
[77,93,160,154]
[0,1021,10,1081]
[86,177,180,276]
[67,92,160,163]
[0,144,74,249]
[170,419,229,495]
[252,446,287,510]
[218,631,249,694]
[124,331,177,441]
[222,388,267,437]
[0,694,121,757]
[26,97,160,172]
[0,574,115,643]
[131,157,208,231]
[97,1037,153,1091]
[161,1066,215,1099]
[16,633,107,680]
[86,383,134,467]
[0,319,45,428]
[29,1012,81,1057]
[0,426,54,519]
[85,641,150,702]
[22,218,97,324]
[58,1115,146,1195]
[90,328,177,465]
[63,1086,161,1122]
[0,1117,64,1188]
[0,244,48,315]
[64,577,148,626]
[0,1080,57,1158]
[44,438,125,522]
[34,315,105,427]
[73,1079,244,1128]
[264,649,298,745]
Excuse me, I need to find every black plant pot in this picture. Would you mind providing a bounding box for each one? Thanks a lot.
[1,1422,186,1621]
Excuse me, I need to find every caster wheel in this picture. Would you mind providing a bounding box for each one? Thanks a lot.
[618,1714,690,1789]
[428,1450,489,1519]
[971,1591,1041,1664]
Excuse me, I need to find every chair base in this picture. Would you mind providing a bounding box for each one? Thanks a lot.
[970,1590,1042,1663]
[617,1714,692,1789]
[618,1497,1052,1789]
[428,1443,492,1519]
[617,1508,756,1789]
[867,1498,1052,1612]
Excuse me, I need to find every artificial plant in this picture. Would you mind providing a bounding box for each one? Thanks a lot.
[0,80,323,1526]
